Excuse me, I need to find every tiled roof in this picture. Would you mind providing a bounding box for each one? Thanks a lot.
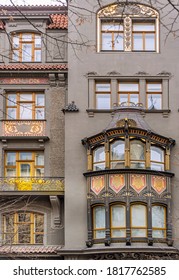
[0,245,62,255]
[0,64,68,70]
[48,14,68,29]
[63,101,79,113]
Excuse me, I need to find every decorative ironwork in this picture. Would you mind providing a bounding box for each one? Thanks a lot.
[0,177,64,192]
[91,252,179,260]
[130,174,146,193]
[151,176,166,194]
[3,120,46,137]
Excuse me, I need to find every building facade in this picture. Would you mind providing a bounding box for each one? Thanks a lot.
[1,1,179,260]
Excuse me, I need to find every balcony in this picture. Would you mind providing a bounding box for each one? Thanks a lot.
[0,177,64,195]
[1,120,47,138]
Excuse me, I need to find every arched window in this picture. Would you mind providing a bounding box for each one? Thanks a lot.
[130,140,145,169]
[3,211,44,244]
[151,146,164,171]
[110,204,126,237]
[110,140,125,169]
[12,32,41,62]
[152,205,166,238]
[131,204,147,237]
[93,146,105,171]
[93,206,105,239]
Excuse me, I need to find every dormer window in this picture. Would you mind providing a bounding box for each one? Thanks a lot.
[12,33,41,62]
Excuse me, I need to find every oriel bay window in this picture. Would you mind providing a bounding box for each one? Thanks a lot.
[132,22,156,51]
[3,212,44,244]
[110,205,126,238]
[152,205,166,238]
[5,151,44,177]
[101,20,124,51]
[93,206,105,239]
[12,32,41,62]
[131,204,147,237]
[6,92,45,119]
[110,140,125,169]
[95,82,111,109]
[147,82,162,110]
[130,140,145,169]
[118,82,139,105]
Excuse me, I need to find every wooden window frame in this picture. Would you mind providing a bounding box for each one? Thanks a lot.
[130,204,147,237]
[12,32,41,62]
[146,81,162,110]
[132,21,156,51]
[110,204,126,238]
[110,139,125,169]
[95,81,111,109]
[93,146,105,171]
[150,146,165,171]
[3,212,44,245]
[152,205,167,238]
[93,205,106,239]
[118,82,139,105]
[5,151,44,177]
[6,92,45,120]
[130,139,146,169]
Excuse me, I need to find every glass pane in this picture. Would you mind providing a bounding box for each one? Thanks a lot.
[111,141,125,160]
[112,229,125,237]
[4,214,14,232]
[22,44,32,61]
[36,94,44,106]
[131,229,146,237]
[101,33,112,50]
[94,147,105,162]
[35,50,41,62]
[153,230,165,238]
[20,94,32,101]
[20,104,32,119]
[6,152,16,165]
[114,33,123,50]
[130,94,139,103]
[22,34,32,41]
[35,214,44,232]
[18,213,30,222]
[133,23,155,31]
[12,50,19,61]
[94,207,105,229]
[7,108,16,119]
[96,83,110,92]
[130,162,145,169]
[112,205,125,227]
[147,94,162,109]
[96,94,111,109]
[119,83,139,92]
[35,153,44,165]
[130,141,145,160]
[6,168,16,177]
[93,163,105,171]
[133,34,143,50]
[151,147,164,162]
[111,162,125,169]
[151,163,164,171]
[35,168,44,177]
[131,205,146,227]
[36,108,45,119]
[102,22,123,31]
[145,34,155,50]
[20,152,32,160]
[119,94,128,104]
[152,206,165,228]
[20,164,31,177]
[13,35,19,48]
[35,234,44,244]
[7,94,16,106]
[147,83,162,92]
[35,35,41,47]
[95,230,105,239]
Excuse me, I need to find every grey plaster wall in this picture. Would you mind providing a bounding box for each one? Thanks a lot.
[65,0,179,249]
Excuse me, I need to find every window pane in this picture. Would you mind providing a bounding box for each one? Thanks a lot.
[111,141,125,160]
[35,167,44,177]
[20,94,32,101]
[130,141,145,160]
[133,34,143,50]
[13,35,19,48]
[35,50,41,62]
[114,33,123,50]
[133,23,155,31]
[22,44,32,61]
[35,153,44,165]
[20,104,32,119]
[22,34,32,41]
[12,50,19,61]
[4,214,14,232]
[7,108,16,119]
[111,162,125,169]
[119,94,128,104]
[145,34,155,50]
[112,229,125,237]
[94,147,105,162]
[112,205,125,227]
[130,162,145,169]
[6,152,16,165]
[18,213,31,222]
[35,108,45,119]
[35,214,44,232]
[6,168,16,177]
[93,163,105,171]
[102,22,123,31]
[35,234,44,244]
[151,163,164,171]
[101,33,113,50]
[96,83,110,92]
[151,147,164,162]
[152,206,165,228]
[35,35,41,47]
[94,207,105,228]
[7,94,16,106]
[153,230,165,238]
[20,163,31,177]
[19,152,32,160]
[119,83,139,91]
[96,94,111,109]
[36,94,44,106]
[131,229,146,237]
[147,94,162,109]
[147,83,162,92]
[131,204,146,227]
[130,94,139,104]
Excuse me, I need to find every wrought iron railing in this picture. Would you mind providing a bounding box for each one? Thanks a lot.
[0,177,64,192]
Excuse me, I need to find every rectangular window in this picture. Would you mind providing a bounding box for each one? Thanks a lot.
[5,151,44,177]
[101,20,124,51]
[146,82,162,110]
[132,22,156,51]
[118,82,139,105]
[95,82,111,109]
[6,92,45,120]
[12,33,41,62]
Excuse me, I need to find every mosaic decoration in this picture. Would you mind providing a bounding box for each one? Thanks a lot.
[130,174,146,193]
[3,121,46,136]
[109,174,125,193]
[151,176,166,194]
[91,176,105,195]
[0,78,49,85]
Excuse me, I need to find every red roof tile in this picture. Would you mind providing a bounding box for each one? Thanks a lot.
[0,245,62,255]
[48,14,68,29]
[0,64,68,70]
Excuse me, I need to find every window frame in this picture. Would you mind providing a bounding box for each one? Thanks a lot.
[130,139,146,169]
[118,81,139,105]
[93,146,105,171]
[95,81,111,109]
[152,205,167,238]
[130,204,148,238]
[2,211,44,245]
[11,32,42,62]
[110,204,126,238]
[150,145,165,171]
[93,205,106,239]
[110,139,125,169]
[6,92,45,120]
[146,81,162,110]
